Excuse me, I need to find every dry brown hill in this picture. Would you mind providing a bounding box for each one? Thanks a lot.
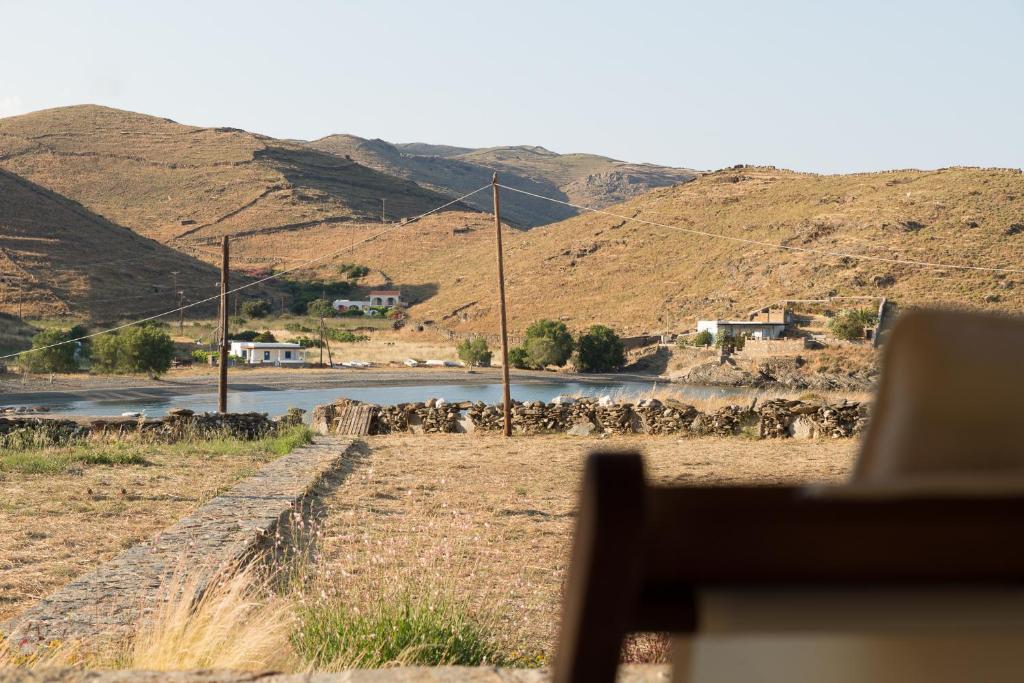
[0,106,461,251]
[114,166,1024,337]
[0,167,227,321]
[308,135,697,227]
[324,166,1024,335]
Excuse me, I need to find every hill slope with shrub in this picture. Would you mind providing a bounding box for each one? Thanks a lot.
[373,166,1024,334]
[0,167,227,321]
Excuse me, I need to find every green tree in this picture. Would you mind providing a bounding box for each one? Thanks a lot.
[92,325,174,378]
[241,299,271,319]
[690,330,714,347]
[254,330,277,343]
[522,319,574,368]
[306,298,335,318]
[24,328,79,373]
[575,325,626,372]
[829,308,878,341]
[457,337,492,367]
[508,346,530,369]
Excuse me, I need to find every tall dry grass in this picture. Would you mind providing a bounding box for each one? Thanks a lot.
[128,563,295,671]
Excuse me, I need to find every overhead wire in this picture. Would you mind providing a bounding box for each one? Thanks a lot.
[1,184,489,360]
[497,184,1024,275]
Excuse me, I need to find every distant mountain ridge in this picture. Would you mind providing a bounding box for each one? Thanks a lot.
[308,134,698,227]
[0,105,459,249]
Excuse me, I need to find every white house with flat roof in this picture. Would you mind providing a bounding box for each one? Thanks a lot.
[697,319,787,340]
[332,298,371,312]
[229,341,306,366]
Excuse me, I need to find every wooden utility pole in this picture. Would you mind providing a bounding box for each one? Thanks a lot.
[178,291,185,336]
[492,173,513,437]
[381,198,386,223]
[319,315,325,367]
[218,236,229,414]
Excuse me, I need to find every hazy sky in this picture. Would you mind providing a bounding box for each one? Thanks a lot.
[1,0,1021,173]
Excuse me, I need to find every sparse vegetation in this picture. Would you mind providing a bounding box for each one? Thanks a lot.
[829,308,878,341]
[575,325,625,372]
[91,325,175,378]
[338,263,370,279]
[241,299,271,319]
[306,298,335,319]
[519,319,574,369]
[687,330,714,347]
[23,327,81,373]
[294,593,512,668]
[457,337,492,367]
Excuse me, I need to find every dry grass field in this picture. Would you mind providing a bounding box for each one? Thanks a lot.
[0,429,310,623]
[310,434,859,662]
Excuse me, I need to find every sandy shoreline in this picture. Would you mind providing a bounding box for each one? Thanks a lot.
[0,366,666,406]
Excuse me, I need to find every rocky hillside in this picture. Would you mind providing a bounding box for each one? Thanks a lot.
[0,167,226,321]
[0,106,460,254]
[309,135,697,227]
[352,166,1024,335]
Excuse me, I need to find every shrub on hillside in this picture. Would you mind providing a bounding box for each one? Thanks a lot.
[338,263,370,279]
[24,328,80,373]
[575,325,626,372]
[829,308,878,341]
[457,337,492,367]
[241,299,271,319]
[325,329,369,343]
[92,324,174,378]
[254,331,277,343]
[233,330,260,342]
[306,298,335,318]
[522,319,574,368]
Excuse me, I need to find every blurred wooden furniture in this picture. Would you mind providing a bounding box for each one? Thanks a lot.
[553,310,1024,683]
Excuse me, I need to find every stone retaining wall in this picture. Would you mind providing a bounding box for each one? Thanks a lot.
[0,410,289,445]
[1,436,353,651]
[313,397,869,439]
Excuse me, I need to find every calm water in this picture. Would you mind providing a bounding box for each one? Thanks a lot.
[28,380,753,419]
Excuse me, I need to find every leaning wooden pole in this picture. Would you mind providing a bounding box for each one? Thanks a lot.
[218,236,230,414]
[492,174,513,437]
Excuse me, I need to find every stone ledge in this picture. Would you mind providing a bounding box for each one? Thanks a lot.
[2,437,355,650]
[0,665,669,682]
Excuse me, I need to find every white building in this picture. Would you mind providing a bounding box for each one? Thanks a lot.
[368,289,403,307]
[229,341,306,366]
[696,320,787,340]
[332,298,372,312]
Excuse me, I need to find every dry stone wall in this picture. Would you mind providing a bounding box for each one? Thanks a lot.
[313,397,869,439]
[0,410,287,445]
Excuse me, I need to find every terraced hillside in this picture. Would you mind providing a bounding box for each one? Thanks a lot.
[0,167,225,321]
[334,166,1024,335]
[309,135,697,227]
[0,106,461,251]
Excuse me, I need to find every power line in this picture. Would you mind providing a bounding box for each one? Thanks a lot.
[1,185,489,361]
[497,184,1024,275]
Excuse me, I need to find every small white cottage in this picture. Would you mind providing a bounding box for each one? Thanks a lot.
[229,341,306,366]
